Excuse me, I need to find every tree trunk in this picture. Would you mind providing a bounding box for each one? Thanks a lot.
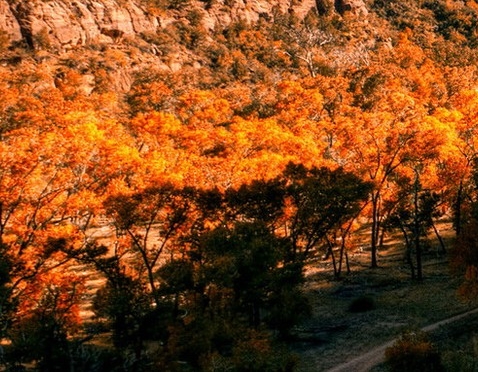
[345,251,351,274]
[325,237,339,279]
[431,221,446,254]
[454,181,463,236]
[370,192,380,268]
[414,171,423,281]
[406,247,415,280]
[338,221,355,277]
[399,224,415,280]
[249,302,261,328]
[338,238,344,277]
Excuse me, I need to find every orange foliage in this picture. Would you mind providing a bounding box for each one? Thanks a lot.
[1,13,478,341]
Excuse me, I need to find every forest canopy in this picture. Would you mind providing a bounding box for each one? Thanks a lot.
[2,0,478,370]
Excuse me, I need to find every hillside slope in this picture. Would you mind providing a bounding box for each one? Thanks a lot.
[1,0,477,96]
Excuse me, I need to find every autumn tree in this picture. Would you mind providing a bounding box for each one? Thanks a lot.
[385,173,445,280]
[0,63,142,370]
[103,184,195,306]
[5,271,84,370]
[275,11,335,78]
[71,185,217,368]
[444,90,478,235]
[198,222,294,328]
[127,69,175,116]
[281,163,372,276]
[91,180,304,369]
[92,259,154,368]
[326,30,456,267]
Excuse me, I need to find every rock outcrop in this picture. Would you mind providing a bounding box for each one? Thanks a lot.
[1,0,161,50]
[0,0,320,50]
[0,0,21,42]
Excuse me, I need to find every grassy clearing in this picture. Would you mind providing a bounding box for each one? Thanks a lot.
[293,222,478,372]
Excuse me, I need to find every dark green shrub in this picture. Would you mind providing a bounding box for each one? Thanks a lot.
[348,295,376,313]
[6,313,70,371]
[231,330,297,372]
[33,27,52,50]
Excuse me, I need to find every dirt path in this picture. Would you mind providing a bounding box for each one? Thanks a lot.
[325,307,478,372]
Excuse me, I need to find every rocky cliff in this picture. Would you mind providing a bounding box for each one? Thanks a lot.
[0,0,369,51]
[0,0,306,50]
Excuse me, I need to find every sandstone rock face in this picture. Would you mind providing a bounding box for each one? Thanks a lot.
[0,0,21,42]
[199,0,317,31]
[2,0,161,49]
[0,0,318,50]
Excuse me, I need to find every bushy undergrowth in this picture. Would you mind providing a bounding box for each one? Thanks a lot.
[385,330,444,372]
